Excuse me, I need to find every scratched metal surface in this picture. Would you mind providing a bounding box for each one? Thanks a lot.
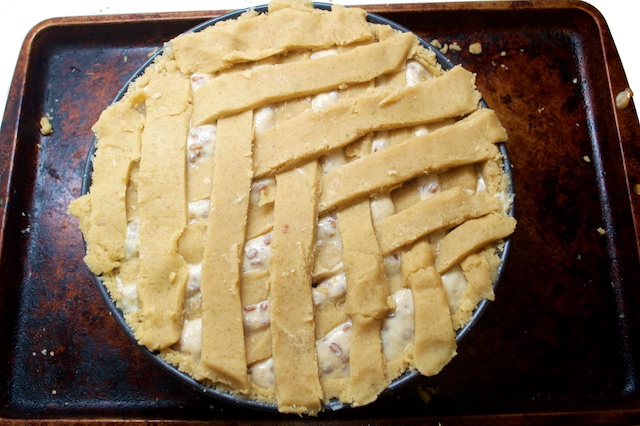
[1,2,639,424]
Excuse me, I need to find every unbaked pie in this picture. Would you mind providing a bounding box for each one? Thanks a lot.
[69,0,515,415]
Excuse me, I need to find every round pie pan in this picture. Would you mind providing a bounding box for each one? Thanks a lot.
[81,2,515,413]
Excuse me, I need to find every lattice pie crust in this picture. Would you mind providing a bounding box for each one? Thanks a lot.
[69,0,515,415]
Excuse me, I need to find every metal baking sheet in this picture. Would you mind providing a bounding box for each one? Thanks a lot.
[1,1,639,424]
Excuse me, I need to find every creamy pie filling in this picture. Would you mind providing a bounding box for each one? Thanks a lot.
[113,111,498,388]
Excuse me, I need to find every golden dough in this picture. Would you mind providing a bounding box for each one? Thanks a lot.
[199,111,254,390]
[268,161,323,414]
[374,188,502,255]
[191,32,416,124]
[402,240,457,376]
[70,0,516,415]
[436,212,517,273]
[253,65,482,178]
[75,96,144,275]
[319,108,506,213]
[134,69,191,350]
[172,2,374,75]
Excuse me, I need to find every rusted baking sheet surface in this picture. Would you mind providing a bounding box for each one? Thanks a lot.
[1,1,639,424]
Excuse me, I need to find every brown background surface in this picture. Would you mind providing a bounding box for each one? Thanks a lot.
[1,1,639,424]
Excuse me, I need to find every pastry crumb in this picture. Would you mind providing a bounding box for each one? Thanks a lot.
[634,183,640,196]
[39,116,53,135]
[417,385,436,404]
[583,155,591,163]
[597,227,606,235]
[615,88,633,110]
[449,42,461,51]
[430,39,442,49]
[469,42,482,54]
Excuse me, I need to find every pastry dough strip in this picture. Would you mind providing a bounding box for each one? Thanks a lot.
[268,161,323,414]
[347,315,387,406]
[191,32,416,125]
[338,201,390,318]
[172,4,374,75]
[253,65,482,178]
[337,200,390,405]
[401,240,457,376]
[134,71,191,350]
[435,212,517,274]
[73,97,144,275]
[375,188,503,255]
[199,110,254,390]
[319,108,506,213]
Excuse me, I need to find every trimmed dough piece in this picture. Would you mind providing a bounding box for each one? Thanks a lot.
[314,296,348,340]
[312,235,343,282]
[246,182,275,240]
[191,32,416,124]
[134,70,191,350]
[320,108,506,214]
[172,3,374,75]
[402,240,457,375]
[177,222,206,264]
[199,110,254,390]
[436,212,517,274]
[269,161,323,415]
[187,157,215,202]
[375,188,502,255]
[479,157,506,196]
[253,65,482,178]
[452,250,497,330]
[73,96,144,275]
[68,193,92,239]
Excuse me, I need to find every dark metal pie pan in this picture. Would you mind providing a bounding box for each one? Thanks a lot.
[79,2,515,414]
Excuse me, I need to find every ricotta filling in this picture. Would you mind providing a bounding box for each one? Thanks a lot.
[187,124,216,165]
[382,288,415,361]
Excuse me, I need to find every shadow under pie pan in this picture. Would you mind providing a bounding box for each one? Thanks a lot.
[81,2,515,413]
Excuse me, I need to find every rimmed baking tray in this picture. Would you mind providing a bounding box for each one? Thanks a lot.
[1,1,639,424]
